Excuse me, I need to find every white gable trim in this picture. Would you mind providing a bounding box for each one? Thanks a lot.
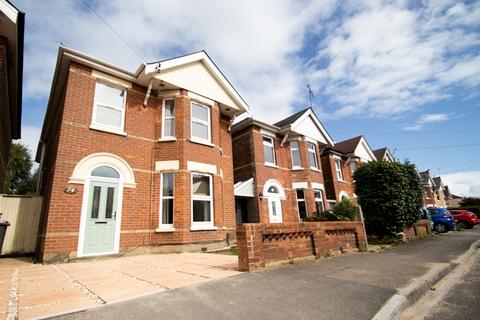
[289,109,334,146]
[145,51,249,114]
[354,137,377,162]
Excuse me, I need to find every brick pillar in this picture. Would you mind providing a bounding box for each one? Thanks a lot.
[237,223,264,271]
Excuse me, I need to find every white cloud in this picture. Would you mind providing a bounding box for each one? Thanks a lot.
[309,0,480,118]
[17,0,336,123]
[402,112,451,130]
[442,171,480,197]
[16,125,42,158]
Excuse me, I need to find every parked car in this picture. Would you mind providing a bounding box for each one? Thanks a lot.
[426,207,455,233]
[420,207,434,231]
[448,209,480,229]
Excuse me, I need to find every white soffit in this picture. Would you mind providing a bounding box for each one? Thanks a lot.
[234,178,254,197]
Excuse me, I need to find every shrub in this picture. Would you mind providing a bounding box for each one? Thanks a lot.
[353,161,423,237]
[303,199,357,222]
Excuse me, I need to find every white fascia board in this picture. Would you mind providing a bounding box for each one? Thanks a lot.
[146,51,250,114]
[290,109,334,146]
[0,0,19,23]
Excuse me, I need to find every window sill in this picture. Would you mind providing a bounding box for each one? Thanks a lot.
[89,124,127,136]
[156,227,176,233]
[264,163,279,169]
[190,225,218,231]
[291,167,304,171]
[337,179,347,183]
[310,167,321,172]
[189,138,215,148]
[158,137,177,142]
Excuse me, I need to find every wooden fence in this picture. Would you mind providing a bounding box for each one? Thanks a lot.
[0,194,43,255]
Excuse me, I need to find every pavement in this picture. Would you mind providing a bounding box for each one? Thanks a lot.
[0,252,240,320]
[50,228,480,320]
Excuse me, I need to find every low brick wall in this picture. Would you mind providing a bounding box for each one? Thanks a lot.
[237,222,367,271]
[403,219,432,240]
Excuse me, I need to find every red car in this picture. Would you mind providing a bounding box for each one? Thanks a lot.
[448,210,480,229]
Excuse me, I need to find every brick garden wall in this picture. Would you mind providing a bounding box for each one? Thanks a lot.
[237,221,367,271]
[403,219,432,240]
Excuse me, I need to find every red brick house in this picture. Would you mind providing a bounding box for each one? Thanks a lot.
[321,136,377,208]
[0,0,24,188]
[419,170,437,207]
[35,46,249,262]
[231,108,334,224]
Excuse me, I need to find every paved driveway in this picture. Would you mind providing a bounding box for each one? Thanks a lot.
[0,253,239,319]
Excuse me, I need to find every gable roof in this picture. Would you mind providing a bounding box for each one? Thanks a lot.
[433,177,444,191]
[273,107,310,128]
[332,136,363,154]
[373,147,395,162]
[143,51,250,114]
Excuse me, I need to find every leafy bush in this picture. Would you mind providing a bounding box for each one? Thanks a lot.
[460,197,480,207]
[303,198,357,222]
[353,161,423,237]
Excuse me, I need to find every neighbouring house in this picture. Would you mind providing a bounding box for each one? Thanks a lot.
[231,108,334,224]
[419,170,436,207]
[432,176,447,208]
[0,0,24,188]
[372,147,395,162]
[35,46,249,262]
[443,185,453,207]
[450,193,463,208]
[321,136,377,208]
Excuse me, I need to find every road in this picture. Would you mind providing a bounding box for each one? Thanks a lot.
[53,228,480,320]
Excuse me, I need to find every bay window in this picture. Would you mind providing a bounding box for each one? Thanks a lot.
[192,173,214,229]
[191,102,211,143]
[307,143,318,169]
[290,141,301,168]
[162,99,175,138]
[159,172,174,229]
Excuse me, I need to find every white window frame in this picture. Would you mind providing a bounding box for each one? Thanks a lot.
[335,159,344,181]
[290,141,302,169]
[190,102,211,143]
[162,99,175,139]
[158,172,174,231]
[307,142,318,169]
[350,160,358,175]
[296,189,307,220]
[314,189,324,213]
[191,173,215,230]
[263,136,276,166]
[91,81,127,135]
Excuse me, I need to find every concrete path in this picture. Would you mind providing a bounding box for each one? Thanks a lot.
[53,228,480,320]
[0,253,239,320]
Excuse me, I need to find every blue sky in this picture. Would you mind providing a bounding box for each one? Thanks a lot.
[14,0,480,196]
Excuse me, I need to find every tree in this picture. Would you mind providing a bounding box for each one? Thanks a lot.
[2,143,38,195]
[353,161,423,237]
[460,197,480,207]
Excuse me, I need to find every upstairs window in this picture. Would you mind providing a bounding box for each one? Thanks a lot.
[162,99,175,138]
[307,143,318,169]
[335,159,344,181]
[191,102,211,142]
[290,141,301,168]
[296,189,307,220]
[350,161,358,175]
[263,136,276,165]
[92,82,126,133]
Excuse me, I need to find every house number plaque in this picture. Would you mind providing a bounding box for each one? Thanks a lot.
[64,186,76,194]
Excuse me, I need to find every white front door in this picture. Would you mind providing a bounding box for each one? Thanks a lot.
[268,197,283,223]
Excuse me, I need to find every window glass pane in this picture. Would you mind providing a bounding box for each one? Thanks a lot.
[164,119,175,137]
[350,161,358,173]
[192,122,209,140]
[91,186,101,219]
[263,136,272,144]
[105,187,114,219]
[193,200,211,222]
[193,175,210,196]
[296,189,305,200]
[268,186,279,193]
[298,201,307,220]
[316,200,324,213]
[164,100,175,117]
[162,199,174,224]
[95,83,124,108]
[308,150,318,168]
[271,201,277,216]
[264,145,275,164]
[291,141,301,167]
[96,105,122,128]
[192,103,208,121]
[162,173,174,197]
[92,166,120,178]
[314,191,322,199]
